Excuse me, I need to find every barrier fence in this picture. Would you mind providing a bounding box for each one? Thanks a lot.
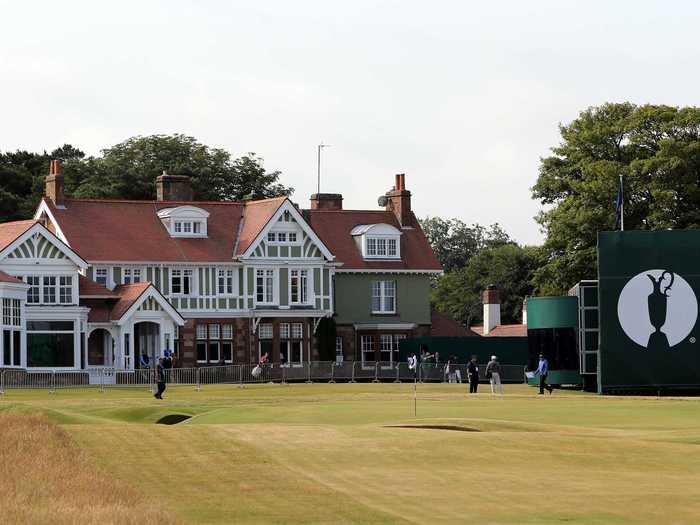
[0,361,527,394]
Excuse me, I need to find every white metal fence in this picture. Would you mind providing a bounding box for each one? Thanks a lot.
[0,362,527,394]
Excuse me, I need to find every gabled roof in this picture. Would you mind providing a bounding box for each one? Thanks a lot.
[0,271,24,284]
[0,220,37,251]
[41,198,245,262]
[306,210,441,271]
[83,281,185,325]
[430,310,480,337]
[0,220,88,268]
[236,197,287,255]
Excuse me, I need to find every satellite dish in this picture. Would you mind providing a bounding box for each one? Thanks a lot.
[377,196,389,207]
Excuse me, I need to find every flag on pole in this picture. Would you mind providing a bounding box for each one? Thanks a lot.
[614,175,624,230]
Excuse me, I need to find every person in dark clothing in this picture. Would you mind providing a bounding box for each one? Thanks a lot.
[163,350,173,370]
[154,357,166,400]
[467,355,479,394]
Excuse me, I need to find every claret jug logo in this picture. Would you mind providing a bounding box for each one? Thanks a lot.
[617,269,698,350]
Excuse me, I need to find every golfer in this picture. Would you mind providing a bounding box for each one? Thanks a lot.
[467,355,479,394]
[534,354,553,395]
[154,357,166,400]
[485,355,504,395]
[408,353,418,379]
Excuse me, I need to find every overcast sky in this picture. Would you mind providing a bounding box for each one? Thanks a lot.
[1,1,698,244]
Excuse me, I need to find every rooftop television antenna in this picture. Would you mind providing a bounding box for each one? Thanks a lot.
[317,142,332,194]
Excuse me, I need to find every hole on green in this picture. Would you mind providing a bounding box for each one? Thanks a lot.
[156,414,191,425]
[386,424,480,432]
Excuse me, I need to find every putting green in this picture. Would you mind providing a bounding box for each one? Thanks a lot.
[3,383,700,524]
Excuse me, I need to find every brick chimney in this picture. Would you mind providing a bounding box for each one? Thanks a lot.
[156,172,193,201]
[45,159,65,206]
[385,173,411,227]
[482,285,501,335]
[310,193,343,210]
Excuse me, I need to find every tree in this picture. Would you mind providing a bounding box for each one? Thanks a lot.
[431,244,542,326]
[532,103,700,294]
[0,135,294,223]
[72,135,293,201]
[419,217,512,273]
[0,145,85,222]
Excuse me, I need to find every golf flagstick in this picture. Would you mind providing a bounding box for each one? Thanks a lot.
[413,376,417,417]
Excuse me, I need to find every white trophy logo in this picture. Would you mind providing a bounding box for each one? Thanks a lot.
[617,269,697,349]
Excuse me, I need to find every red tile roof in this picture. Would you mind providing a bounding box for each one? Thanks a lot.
[471,324,528,337]
[46,198,245,262]
[306,210,441,271]
[82,282,153,322]
[430,310,480,337]
[0,271,24,284]
[110,282,152,320]
[0,220,36,252]
[235,197,286,255]
[78,275,118,297]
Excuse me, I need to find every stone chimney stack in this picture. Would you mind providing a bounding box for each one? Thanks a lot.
[522,297,528,325]
[156,172,194,201]
[45,159,65,206]
[384,173,412,227]
[482,285,501,335]
[310,193,343,210]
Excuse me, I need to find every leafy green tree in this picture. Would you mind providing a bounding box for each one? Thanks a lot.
[431,244,542,325]
[73,135,293,201]
[532,103,700,294]
[419,217,512,272]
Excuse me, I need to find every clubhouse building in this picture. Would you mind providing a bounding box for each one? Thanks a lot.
[0,162,441,372]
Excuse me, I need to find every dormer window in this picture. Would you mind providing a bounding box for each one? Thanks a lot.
[157,206,209,238]
[351,224,402,259]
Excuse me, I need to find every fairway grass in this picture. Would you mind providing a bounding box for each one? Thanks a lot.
[2,383,700,524]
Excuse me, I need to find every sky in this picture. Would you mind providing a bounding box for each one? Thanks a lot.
[1,0,699,245]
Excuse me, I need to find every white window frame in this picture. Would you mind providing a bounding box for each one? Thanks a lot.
[94,267,110,288]
[123,267,143,285]
[289,269,310,305]
[335,336,343,364]
[361,335,375,365]
[171,268,195,296]
[255,268,276,305]
[217,268,236,296]
[364,235,400,259]
[59,276,73,304]
[372,280,396,314]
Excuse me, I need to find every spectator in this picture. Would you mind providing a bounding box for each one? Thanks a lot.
[467,355,479,394]
[485,355,504,395]
[408,353,418,380]
[452,355,462,383]
[533,354,553,395]
[154,357,166,400]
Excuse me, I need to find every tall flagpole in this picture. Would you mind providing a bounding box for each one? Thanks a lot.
[620,174,624,231]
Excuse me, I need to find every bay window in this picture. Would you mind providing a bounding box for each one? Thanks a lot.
[372,280,396,314]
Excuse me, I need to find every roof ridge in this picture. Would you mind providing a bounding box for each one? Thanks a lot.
[305,209,392,213]
[243,196,287,206]
[63,198,246,206]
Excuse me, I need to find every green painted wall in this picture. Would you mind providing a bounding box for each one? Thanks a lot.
[334,273,431,324]
[527,296,578,329]
[279,268,288,306]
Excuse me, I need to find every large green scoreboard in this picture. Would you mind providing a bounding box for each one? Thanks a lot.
[598,230,700,392]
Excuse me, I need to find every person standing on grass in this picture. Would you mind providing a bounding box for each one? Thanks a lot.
[485,355,504,395]
[452,355,462,383]
[467,355,479,394]
[408,353,418,379]
[533,354,553,395]
[154,357,166,400]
